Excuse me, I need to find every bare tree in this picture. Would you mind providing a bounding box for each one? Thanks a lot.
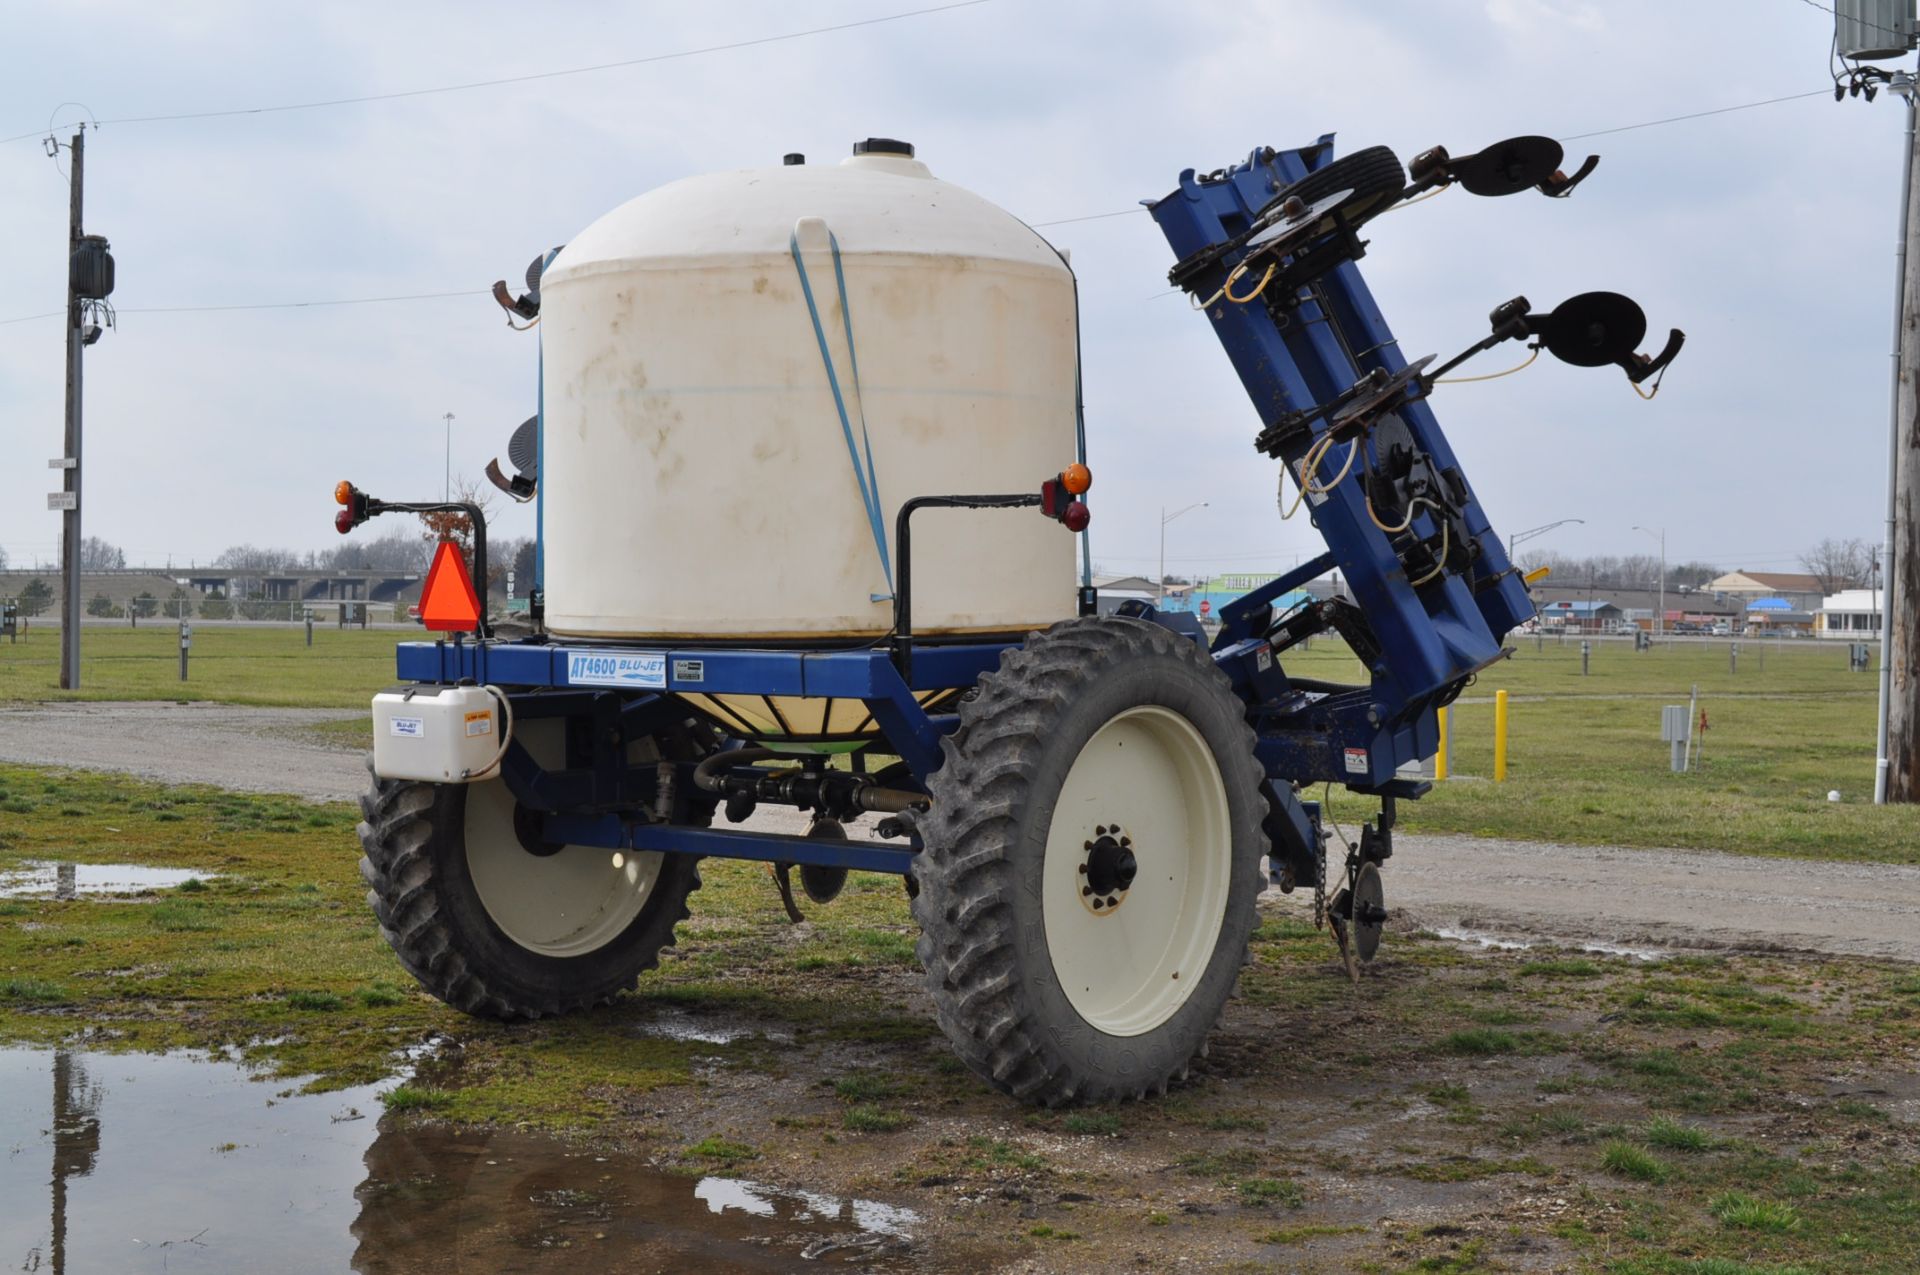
[327,525,430,573]
[1799,537,1870,594]
[75,537,125,571]
[419,477,496,584]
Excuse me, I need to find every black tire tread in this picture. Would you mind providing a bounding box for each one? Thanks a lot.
[1276,144,1408,227]
[910,617,1266,1106]
[355,754,700,1020]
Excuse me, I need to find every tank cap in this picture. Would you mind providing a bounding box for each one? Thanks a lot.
[783,152,805,166]
[852,137,914,158]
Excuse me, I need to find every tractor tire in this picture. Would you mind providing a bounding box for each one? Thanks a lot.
[912,617,1267,1105]
[356,719,701,1019]
[1273,144,1408,235]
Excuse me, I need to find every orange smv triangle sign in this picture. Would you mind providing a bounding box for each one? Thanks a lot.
[418,540,481,632]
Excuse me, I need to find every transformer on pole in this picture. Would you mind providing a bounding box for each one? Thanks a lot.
[1834,3,1920,802]
[49,127,113,690]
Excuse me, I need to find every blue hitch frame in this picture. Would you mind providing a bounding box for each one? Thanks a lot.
[380,135,1572,887]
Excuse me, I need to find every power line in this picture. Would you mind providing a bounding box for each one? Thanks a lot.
[1030,208,1142,229]
[126,288,486,315]
[1558,87,1833,142]
[0,80,1852,327]
[0,290,486,327]
[2,0,994,147]
[1026,85,1842,228]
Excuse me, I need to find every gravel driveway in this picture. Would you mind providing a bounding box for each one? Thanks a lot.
[3,700,1916,963]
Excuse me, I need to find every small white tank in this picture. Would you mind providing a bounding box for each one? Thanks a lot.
[540,140,1081,644]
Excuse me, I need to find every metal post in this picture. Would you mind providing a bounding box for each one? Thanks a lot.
[1687,683,1699,771]
[1730,642,1738,675]
[1158,501,1206,607]
[178,621,189,681]
[58,129,84,691]
[305,612,313,646]
[443,411,455,503]
[1493,689,1510,783]
[1887,73,1920,803]
[1581,640,1590,675]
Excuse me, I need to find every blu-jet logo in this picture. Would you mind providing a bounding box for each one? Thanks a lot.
[566,650,667,689]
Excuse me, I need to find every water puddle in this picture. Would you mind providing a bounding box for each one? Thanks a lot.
[0,1046,919,1272]
[0,861,213,900]
[633,1011,791,1047]
[1433,925,1666,961]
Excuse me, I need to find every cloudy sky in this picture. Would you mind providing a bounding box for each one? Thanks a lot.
[0,0,1903,582]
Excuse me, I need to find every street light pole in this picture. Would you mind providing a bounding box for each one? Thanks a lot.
[1506,517,1586,562]
[1633,524,1666,637]
[1159,501,1207,603]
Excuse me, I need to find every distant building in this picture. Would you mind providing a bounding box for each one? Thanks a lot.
[1706,570,1827,612]
[1159,572,1318,622]
[1527,585,1737,632]
[1741,597,1813,634]
[1092,574,1158,616]
[1536,598,1624,631]
[1815,589,1883,640]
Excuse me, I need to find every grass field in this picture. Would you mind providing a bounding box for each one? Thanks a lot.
[1272,636,1920,862]
[0,765,1915,1271]
[3,624,1915,859]
[0,624,399,708]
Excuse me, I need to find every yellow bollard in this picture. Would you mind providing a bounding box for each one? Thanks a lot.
[1493,689,1509,783]
[1435,706,1449,781]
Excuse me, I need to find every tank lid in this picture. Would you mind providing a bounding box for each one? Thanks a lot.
[783,152,805,166]
[852,137,914,158]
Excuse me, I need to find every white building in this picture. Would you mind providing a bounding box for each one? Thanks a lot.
[1815,589,1883,640]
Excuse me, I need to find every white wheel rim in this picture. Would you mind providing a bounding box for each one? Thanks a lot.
[1042,705,1232,1037]
[464,721,663,958]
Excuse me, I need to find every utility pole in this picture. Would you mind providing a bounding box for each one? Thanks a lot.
[1634,525,1666,638]
[57,129,86,691]
[1892,69,1920,802]
[1831,3,1920,801]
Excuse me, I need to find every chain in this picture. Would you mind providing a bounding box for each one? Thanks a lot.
[1311,841,1326,929]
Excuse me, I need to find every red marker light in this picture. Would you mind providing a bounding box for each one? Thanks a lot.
[1061,501,1090,533]
[334,509,355,535]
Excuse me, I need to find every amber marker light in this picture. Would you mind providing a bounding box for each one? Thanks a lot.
[1061,463,1092,495]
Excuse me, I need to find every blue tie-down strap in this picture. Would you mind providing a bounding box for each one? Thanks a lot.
[791,219,893,602]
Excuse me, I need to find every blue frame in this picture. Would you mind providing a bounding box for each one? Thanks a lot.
[387,135,1536,882]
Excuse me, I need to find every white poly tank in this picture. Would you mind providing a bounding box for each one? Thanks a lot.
[539,139,1081,643]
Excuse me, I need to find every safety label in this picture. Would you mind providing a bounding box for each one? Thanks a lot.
[672,658,705,684]
[389,717,424,738]
[566,650,667,689]
[464,711,493,738]
[1342,747,1369,775]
